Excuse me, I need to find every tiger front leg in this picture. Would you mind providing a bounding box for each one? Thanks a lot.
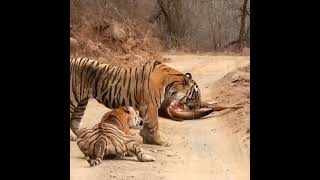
[127,142,155,162]
[139,105,167,146]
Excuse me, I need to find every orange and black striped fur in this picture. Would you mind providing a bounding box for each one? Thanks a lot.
[77,106,155,166]
[70,57,201,145]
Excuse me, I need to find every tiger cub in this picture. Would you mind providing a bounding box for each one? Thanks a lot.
[76,106,155,166]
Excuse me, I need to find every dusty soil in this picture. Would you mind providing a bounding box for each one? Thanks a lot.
[70,55,250,180]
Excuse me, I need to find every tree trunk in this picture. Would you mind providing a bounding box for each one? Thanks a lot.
[238,0,249,48]
[224,0,249,50]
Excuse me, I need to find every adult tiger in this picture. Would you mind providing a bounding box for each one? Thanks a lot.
[70,57,201,145]
[77,106,155,166]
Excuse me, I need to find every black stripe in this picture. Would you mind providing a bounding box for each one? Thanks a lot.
[190,89,195,99]
[70,101,76,108]
[100,67,116,104]
[147,66,152,94]
[128,93,132,106]
[132,68,137,102]
[121,98,126,106]
[165,81,180,94]
[81,60,96,99]
[180,95,187,101]
[134,93,140,107]
[111,68,121,84]
[78,128,97,139]
[135,68,140,101]
[70,117,82,121]
[107,87,113,107]
[82,60,95,91]
[101,89,110,106]
[71,60,81,103]
[115,86,122,107]
[86,61,100,97]
[87,61,99,93]
[141,105,149,119]
[123,69,127,87]
[113,70,123,100]
[78,59,90,100]
[93,65,107,98]
[102,66,115,91]
[126,68,132,98]
[141,65,148,101]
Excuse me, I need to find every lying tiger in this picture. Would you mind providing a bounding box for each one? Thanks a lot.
[77,106,155,167]
[70,57,202,145]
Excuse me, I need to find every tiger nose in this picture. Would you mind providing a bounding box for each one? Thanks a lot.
[139,120,143,126]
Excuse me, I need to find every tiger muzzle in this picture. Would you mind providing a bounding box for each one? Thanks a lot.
[139,120,143,126]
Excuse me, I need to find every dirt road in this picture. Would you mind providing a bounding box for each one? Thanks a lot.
[70,55,250,180]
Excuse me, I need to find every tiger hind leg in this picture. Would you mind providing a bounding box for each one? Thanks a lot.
[70,128,80,141]
[89,140,106,167]
[80,145,91,164]
[70,99,89,141]
[70,128,79,141]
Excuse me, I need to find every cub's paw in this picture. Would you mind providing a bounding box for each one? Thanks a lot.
[70,135,77,141]
[141,154,156,162]
[89,159,102,167]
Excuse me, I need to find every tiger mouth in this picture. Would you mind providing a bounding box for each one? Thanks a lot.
[164,99,213,120]
[169,100,186,112]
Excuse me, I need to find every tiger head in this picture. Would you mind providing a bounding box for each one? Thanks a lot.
[100,106,144,133]
[165,72,201,110]
[123,106,144,129]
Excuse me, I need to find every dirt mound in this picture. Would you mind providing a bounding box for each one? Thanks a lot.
[209,64,250,156]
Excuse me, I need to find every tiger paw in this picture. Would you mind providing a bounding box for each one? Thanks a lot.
[140,128,168,146]
[143,136,170,147]
[70,135,77,141]
[89,159,102,167]
[140,154,156,162]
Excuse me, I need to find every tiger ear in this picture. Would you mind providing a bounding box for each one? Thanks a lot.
[185,73,192,79]
[123,106,130,114]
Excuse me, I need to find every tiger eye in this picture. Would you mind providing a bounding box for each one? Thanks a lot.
[185,73,192,79]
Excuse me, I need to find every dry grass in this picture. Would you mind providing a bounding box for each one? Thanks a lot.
[70,0,250,67]
[70,0,165,67]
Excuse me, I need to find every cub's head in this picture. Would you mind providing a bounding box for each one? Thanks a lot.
[165,72,201,110]
[100,106,144,134]
[122,106,144,129]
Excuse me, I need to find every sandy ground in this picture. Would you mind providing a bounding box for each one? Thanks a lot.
[70,55,250,180]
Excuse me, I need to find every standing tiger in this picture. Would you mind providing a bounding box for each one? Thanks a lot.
[77,106,155,166]
[70,57,201,145]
